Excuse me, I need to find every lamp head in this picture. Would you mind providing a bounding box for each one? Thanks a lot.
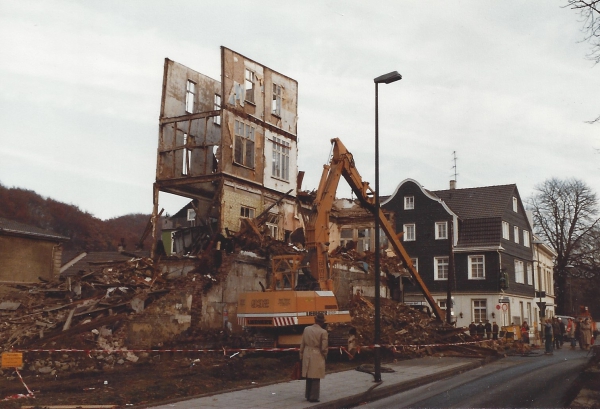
[374,71,402,84]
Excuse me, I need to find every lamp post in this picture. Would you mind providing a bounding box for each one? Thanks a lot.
[533,239,545,341]
[373,71,402,383]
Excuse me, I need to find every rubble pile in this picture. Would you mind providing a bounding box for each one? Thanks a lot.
[341,296,501,358]
[330,245,408,281]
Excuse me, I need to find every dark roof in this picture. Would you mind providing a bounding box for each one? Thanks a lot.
[61,251,150,276]
[433,184,516,220]
[456,218,502,248]
[0,217,69,241]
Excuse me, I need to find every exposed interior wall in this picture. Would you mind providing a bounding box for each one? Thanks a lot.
[0,235,59,283]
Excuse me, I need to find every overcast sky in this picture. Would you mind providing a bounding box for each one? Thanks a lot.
[1,1,599,220]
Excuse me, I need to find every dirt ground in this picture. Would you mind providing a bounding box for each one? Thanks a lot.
[0,348,371,408]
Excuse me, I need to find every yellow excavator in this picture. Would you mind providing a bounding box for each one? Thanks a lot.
[236,138,443,347]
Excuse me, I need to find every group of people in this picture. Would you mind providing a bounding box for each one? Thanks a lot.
[543,316,594,354]
[468,320,500,340]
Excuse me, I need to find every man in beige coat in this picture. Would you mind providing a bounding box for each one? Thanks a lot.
[300,312,328,403]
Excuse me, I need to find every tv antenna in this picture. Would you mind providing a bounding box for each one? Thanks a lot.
[451,151,458,183]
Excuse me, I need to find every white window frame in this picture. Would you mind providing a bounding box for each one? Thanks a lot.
[213,94,221,125]
[357,228,371,253]
[523,230,530,247]
[514,226,519,244]
[403,223,415,241]
[245,69,255,103]
[473,299,487,322]
[410,258,418,272]
[434,257,449,280]
[526,262,533,285]
[502,221,510,240]
[437,299,448,311]
[234,120,255,168]
[435,221,448,240]
[513,196,518,212]
[182,133,190,175]
[272,137,290,181]
[272,83,282,116]
[515,260,524,284]
[404,196,414,210]
[468,255,485,279]
[185,80,195,114]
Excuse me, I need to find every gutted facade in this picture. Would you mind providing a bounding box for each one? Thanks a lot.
[0,217,68,283]
[153,47,300,249]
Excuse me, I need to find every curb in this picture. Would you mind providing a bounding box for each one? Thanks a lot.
[308,358,492,409]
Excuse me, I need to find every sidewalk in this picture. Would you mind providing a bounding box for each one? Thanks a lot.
[146,356,486,409]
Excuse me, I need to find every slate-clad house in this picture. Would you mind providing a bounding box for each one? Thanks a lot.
[382,179,536,328]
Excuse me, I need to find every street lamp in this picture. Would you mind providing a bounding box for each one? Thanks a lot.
[373,70,402,383]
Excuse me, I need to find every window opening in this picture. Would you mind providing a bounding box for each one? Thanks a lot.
[185,80,195,113]
[514,226,519,244]
[357,228,371,253]
[404,196,414,210]
[213,94,221,125]
[234,120,255,168]
[272,83,281,116]
[523,230,530,247]
[526,263,533,285]
[411,258,418,272]
[513,196,518,212]
[515,260,524,283]
[245,69,255,103]
[182,133,190,175]
[272,137,290,180]
[502,221,510,240]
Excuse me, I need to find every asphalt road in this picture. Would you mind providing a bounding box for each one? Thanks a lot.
[367,345,591,408]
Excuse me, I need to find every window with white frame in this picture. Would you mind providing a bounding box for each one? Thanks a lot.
[404,196,414,210]
[272,137,290,180]
[357,228,371,252]
[272,83,282,116]
[502,221,510,240]
[234,120,255,168]
[438,299,448,311]
[514,226,519,244]
[403,224,415,241]
[185,80,195,113]
[473,299,487,322]
[468,255,485,279]
[245,69,255,103]
[513,196,518,212]
[435,221,448,240]
[434,257,449,280]
[526,263,533,285]
[523,230,530,247]
[515,260,524,283]
[410,258,418,272]
[340,228,353,248]
[240,206,255,219]
[265,213,279,239]
[213,94,221,125]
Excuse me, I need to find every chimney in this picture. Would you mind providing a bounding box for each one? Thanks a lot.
[449,180,456,190]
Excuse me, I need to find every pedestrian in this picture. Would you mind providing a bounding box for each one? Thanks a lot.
[567,318,576,349]
[581,318,593,351]
[521,321,530,344]
[469,321,477,337]
[544,319,553,354]
[299,312,328,403]
[558,317,566,347]
[575,318,583,349]
[552,318,561,349]
[485,320,492,340]
[476,321,484,339]
[492,321,499,340]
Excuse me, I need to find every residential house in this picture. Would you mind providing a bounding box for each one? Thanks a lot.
[152,47,301,254]
[0,217,69,283]
[382,179,536,328]
[532,236,557,327]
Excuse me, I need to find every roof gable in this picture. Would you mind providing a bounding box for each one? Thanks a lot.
[433,184,516,220]
[0,217,69,241]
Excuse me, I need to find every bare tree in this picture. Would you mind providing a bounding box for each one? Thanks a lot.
[566,1,600,123]
[528,178,600,313]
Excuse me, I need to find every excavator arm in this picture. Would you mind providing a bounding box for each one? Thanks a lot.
[305,138,444,320]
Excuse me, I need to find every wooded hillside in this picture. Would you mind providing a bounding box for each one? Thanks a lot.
[0,183,156,252]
